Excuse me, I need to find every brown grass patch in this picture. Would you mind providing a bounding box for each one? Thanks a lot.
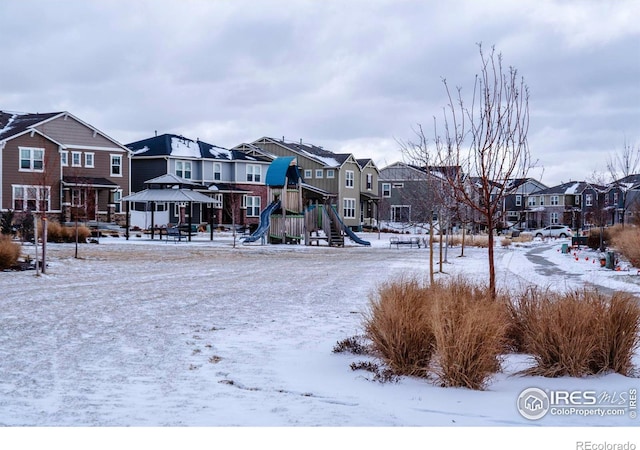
[364,276,435,377]
[42,221,90,243]
[513,288,640,377]
[428,278,509,390]
[364,276,509,389]
[0,235,21,269]
[611,225,640,267]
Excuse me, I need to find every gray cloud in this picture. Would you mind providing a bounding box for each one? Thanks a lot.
[1,0,638,186]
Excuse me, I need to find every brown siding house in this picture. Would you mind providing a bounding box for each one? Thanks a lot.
[0,110,131,225]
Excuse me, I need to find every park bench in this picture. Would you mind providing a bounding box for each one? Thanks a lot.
[166,227,184,243]
[389,236,421,249]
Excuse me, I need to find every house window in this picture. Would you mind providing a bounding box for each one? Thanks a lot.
[391,205,411,222]
[19,147,45,172]
[315,169,323,179]
[245,196,261,217]
[550,195,559,206]
[246,164,261,182]
[550,212,559,224]
[71,188,86,207]
[13,185,50,212]
[613,192,619,204]
[213,194,223,208]
[304,169,313,179]
[111,155,122,176]
[326,169,335,178]
[585,194,592,206]
[174,202,189,218]
[176,160,192,179]
[540,197,545,206]
[72,151,82,167]
[382,183,391,197]
[214,163,222,181]
[60,151,68,167]
[112,189,122,213]
[85,152,95,168]
[343,198,356,218]
[366,173,373,190]
[528,196,536,207]
[515,195,522,207]
[575,196,581,206]
[345,170,354,188]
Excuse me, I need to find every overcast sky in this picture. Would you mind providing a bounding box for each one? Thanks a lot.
[1,0,638,186]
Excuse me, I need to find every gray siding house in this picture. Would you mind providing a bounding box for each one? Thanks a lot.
[126,134,270,229]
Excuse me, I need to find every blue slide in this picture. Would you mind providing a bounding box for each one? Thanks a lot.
[329,205,371,246]
[241,200,280,244]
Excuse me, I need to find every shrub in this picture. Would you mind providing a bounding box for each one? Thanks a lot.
[0,235,21,269]
[428,278,508,390]
[500,238,512,247]
[364,276,435,377]
[514,288,640,377]
[611,226,640,268]
[1,210,15,235]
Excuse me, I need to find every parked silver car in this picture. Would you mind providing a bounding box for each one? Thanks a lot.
[532,225,573,238]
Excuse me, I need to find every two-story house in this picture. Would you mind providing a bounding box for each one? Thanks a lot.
[0,110,131,225]
[238,137,379,230]
[126,134,270,230]
[528,181,606,231]
[605,174,640,225]
[499,178,548,229]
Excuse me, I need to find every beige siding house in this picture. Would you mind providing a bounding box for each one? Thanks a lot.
[238,137,380,229]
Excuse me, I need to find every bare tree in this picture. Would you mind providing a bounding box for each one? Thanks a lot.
[607,139,640,226]
[400,126,455,282]
[434,43,531,297]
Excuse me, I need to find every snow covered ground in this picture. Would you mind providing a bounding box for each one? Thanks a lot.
[1,232,639,448]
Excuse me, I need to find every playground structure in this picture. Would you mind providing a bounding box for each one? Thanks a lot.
[242,157,370,246]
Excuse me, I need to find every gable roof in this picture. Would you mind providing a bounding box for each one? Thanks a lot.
[254,137,352,167]
[534,181,606,196]
[0,111,62,141]
[127,134,269,162]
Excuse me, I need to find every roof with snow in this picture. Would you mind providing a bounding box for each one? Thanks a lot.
[127,134,269,162]
[0,111,63,141]
[258,137,350,167]
[534,181,606,195]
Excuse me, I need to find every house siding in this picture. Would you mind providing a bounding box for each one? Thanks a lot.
[1,133,62,212]
[34,115,120,149]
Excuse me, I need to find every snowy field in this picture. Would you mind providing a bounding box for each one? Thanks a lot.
[1,231,639,448]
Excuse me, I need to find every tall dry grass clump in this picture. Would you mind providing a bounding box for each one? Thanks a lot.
[429,278,509,390]
[42,221,90,243]
[611,225,640,267]
[0,235,21,269]
[364,276,509,389]
[514,288,640,377]
[364,276,435,377]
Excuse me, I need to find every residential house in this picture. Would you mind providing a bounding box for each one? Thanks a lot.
[0,110,131,225]
[126,134,271,230]
[378,161,472,230]
[499,178,548,229]
[605,174,640,225]
[528,181,606,231]
[237,137,379,230]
